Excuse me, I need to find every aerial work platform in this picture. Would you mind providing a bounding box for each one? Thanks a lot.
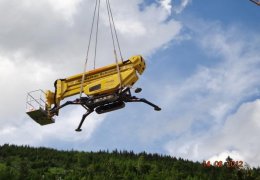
[26,0,161,131]
[26,56,161,131]
[26,90,55,125]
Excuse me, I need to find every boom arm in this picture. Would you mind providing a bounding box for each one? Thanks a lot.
[45,55,146,113]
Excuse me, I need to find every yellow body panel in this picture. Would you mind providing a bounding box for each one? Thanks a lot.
[84,68,138,95]
[46,55,146,108]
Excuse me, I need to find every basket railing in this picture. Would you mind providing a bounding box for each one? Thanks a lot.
[26,90,47,112]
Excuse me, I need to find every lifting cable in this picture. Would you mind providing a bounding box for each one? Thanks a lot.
[79,0,124,98]
[106,0,123,90]
[94,0,101,69]
[79,0,100,98]
[106,0,124,62]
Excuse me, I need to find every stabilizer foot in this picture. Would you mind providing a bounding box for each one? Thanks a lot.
[125,96,161,111]
[135,88,142,93]
[154,107,161,111]
[75,110,93,132]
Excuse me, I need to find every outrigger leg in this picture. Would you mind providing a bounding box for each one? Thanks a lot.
[51,99,81,115]
[126,96,161,111]
[75,109,94,132]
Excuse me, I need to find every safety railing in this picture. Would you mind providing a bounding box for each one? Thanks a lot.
[26,90,47,112]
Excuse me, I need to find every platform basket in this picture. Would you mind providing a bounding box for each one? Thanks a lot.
[26,90,55,125]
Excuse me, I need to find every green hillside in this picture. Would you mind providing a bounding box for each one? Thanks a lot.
[0,144,259,179]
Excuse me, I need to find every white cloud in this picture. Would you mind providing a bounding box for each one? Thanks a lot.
[159,0,191,15]
[46,0,82,23]
[0,0,182,68]
[139,21,260,166]
[206,100,260,167]
[0,106,107,148]
[8,0,82,24]
[115,20,146,37]
[173,0,191,14]
[160,0,172,14]
[0,54,57,126]
[208,151,244,164]
[165,139,201,159]
[164,100,260,167]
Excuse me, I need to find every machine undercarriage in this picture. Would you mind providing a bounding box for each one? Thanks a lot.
[50,87,161,131]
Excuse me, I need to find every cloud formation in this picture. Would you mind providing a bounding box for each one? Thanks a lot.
[160,0,172,14]
[160,21,260,166]
[207,100,260,167]
[172,0,192,14]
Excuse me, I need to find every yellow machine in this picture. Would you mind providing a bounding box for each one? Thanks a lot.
[26,55,161,131]
[26,1,161,131]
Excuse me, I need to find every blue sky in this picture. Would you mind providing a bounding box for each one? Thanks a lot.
[0,0,260,167]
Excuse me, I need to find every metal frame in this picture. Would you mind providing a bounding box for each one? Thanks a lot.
[26,90,47,112]
[50,87,161,132]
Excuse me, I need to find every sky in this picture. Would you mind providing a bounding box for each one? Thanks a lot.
[0,0,260,167]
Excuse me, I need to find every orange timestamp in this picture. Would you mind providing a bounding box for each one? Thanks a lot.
[202,160,244,168]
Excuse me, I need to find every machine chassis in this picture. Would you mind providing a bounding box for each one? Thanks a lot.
[50,87,161,132]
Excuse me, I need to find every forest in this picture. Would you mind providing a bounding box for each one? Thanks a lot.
[0,144,259,179]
